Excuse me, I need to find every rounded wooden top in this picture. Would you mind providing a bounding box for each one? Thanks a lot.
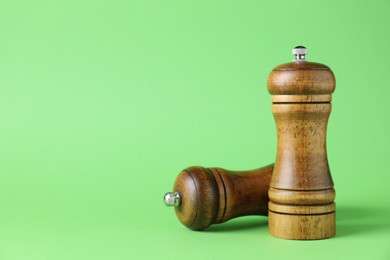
[173,167,219,230]
[267,61,336,99]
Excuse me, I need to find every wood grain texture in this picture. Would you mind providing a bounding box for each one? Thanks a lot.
[267,60,336,240]
[172,164,273,230]
[268,211,335,240]
[271,103,333,190]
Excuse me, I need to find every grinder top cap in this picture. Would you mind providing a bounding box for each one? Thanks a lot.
[268,46,336,100]
[166,167,219,230]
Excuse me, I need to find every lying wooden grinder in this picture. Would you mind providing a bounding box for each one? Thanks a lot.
[164,164,273,230]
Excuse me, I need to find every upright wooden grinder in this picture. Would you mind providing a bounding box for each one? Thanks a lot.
[267,46,336,240]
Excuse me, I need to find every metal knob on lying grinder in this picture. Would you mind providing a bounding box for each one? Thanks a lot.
[164,164,274,230]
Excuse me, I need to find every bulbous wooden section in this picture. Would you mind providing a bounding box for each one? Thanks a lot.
[268,62,335,96]
[171,164,273,230]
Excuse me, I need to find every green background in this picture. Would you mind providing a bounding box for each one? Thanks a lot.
[1,0,390,259]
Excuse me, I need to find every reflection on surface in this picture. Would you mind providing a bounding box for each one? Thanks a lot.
[336,205,390,237]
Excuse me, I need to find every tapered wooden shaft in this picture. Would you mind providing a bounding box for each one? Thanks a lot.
[267,47,336,240]
[165,164,273,230]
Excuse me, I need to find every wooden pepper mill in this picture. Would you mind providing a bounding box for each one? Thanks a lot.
[164,164,273,230]
[267,46,336,240]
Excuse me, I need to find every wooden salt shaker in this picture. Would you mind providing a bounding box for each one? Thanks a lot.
[164,164,273,230]
[267,46,336,240]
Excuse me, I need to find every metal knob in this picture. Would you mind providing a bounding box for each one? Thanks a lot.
[292,46,307,61]
[164,192,181,206]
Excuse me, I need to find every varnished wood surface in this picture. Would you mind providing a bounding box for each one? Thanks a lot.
[172,164,273,230]
[173,167,219,230]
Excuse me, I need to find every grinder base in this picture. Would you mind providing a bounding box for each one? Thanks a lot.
[268,208,335,240]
